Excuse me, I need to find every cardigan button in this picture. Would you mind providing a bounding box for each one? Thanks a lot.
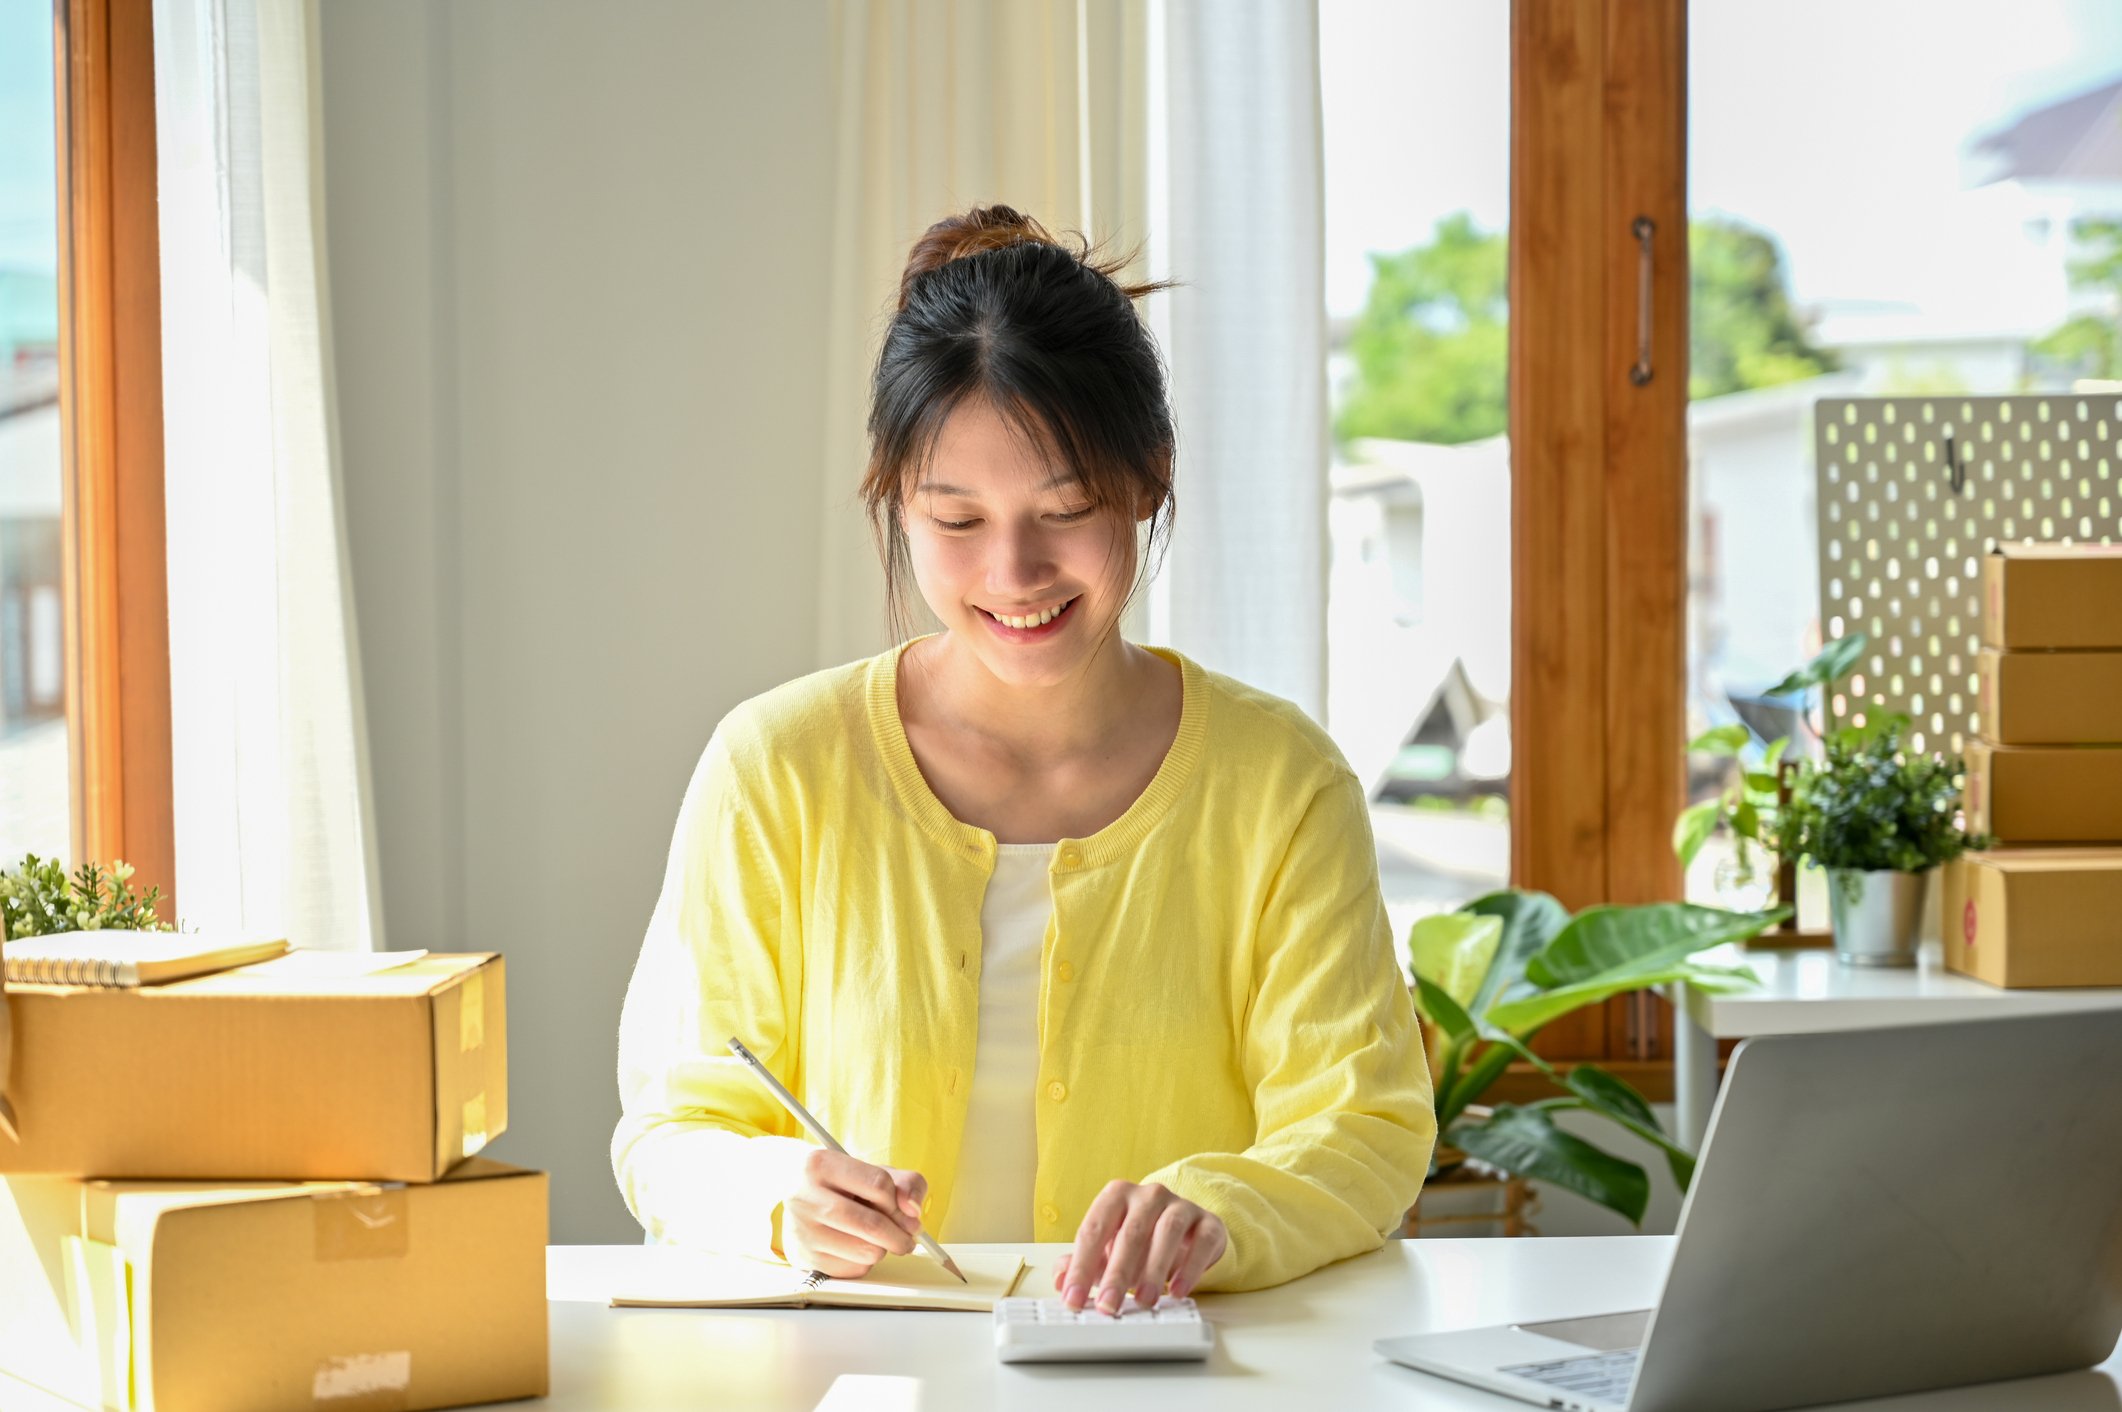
[1041,1203,1060,1226]
[1046,1080,1068,1103]
[1056,845,1082,869]
[1056,960,1074,983]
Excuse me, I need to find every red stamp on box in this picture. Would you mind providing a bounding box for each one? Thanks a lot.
[1963,899,1978,949]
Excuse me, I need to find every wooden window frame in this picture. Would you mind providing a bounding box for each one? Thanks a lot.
[1505,0,1689,1083]
[52,0,174,913]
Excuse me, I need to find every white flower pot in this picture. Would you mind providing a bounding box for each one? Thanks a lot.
[1827,867,1929,967]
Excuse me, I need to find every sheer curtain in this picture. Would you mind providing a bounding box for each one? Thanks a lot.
[816,0,1152,667]
[153,0,381,950]
[817,0,1328,723]
[1147,0,1329,721]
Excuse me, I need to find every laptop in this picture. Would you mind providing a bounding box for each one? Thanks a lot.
[1376,1009,2122,1412]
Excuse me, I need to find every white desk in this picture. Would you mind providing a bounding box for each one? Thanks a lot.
[1672,940,2122,1150]
[531,1240,2122,1410]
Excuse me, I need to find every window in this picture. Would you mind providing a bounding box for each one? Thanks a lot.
[0,0,69,864]
[5,0,175,903]
[1683,2,2122,920]
[1321,1,1512,949]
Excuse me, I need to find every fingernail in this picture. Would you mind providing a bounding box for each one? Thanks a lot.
[901,1198,920,1219]
[1098,1287,1121,1314]
[1065,1283,1087,1308]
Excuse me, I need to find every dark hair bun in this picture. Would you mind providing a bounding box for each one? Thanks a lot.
[897,204,1159,312]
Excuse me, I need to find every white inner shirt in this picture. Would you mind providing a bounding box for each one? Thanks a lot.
[942,842,1053,1243]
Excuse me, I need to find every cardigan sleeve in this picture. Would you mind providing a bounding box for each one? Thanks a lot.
[611,721,814,1259]
[1141,771,1436,1291]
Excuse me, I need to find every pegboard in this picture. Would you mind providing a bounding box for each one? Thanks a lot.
[1813,395,2122,756]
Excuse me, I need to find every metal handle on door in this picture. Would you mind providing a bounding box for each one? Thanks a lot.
[1629,216,1655,387]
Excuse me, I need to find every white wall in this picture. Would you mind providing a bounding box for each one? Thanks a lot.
[320,0,837,1242]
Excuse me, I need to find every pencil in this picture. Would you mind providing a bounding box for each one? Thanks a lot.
[726,1036,968,1284]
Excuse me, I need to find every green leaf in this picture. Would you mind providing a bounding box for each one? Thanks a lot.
[1526,903,1786,990]
[1414,975,1477,1043]
[1408,913,1502,1013]
[1732,797,1760,840]
[1416,975,1478,1124]
[1743,771,1781,796]
[1687,724,1751,756]
[1672,800,1721,868]
[1461,891,1570,1017]
[1763,633,1868,697]
[1444,1105,1651,1226]
[1488,959,1763,1037]
[1764,737,1789,770]
[1565,1064,1697,1191]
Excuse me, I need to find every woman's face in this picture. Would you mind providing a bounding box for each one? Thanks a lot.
[903,396,1140,690]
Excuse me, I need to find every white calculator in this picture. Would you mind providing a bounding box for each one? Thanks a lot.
[993,1295,1214,1363]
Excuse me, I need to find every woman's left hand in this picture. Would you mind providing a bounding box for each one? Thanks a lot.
[1054,1180,1227,1313]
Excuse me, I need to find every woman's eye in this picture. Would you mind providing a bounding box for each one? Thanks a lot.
[1050,508,1096,523]
[931,516,980,531]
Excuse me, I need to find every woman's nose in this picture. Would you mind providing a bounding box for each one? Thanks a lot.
[987,523,1056,593]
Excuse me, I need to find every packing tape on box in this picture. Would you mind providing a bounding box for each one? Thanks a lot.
[460,971,484,1053]
[315,1185,412,1262]
[462,1092,490,1157]
[312,1351,411,1410]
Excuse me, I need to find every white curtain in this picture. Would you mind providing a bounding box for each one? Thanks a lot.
[817,0,1152,667]
[1147,0,1329,720]
[152,0,382,950]
[818,0,1329,724]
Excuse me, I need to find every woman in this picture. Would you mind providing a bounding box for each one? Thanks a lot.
[613,206,1433,1311]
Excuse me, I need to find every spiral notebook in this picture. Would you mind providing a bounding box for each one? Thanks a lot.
[611,1251,1028,1312]
[1,931,288,988]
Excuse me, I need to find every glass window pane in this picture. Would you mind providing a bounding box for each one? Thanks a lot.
[1685,2,2122,918]
[1322,1,1510,944]
[0,1,70,866]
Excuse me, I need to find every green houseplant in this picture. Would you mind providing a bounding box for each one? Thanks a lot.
[1409,890,1783,1226]
[0,854,172,939]
[1673,632,1869,907]
[1779,716,1983,965]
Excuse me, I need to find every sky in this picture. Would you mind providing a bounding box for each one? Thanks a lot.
[1319,0,2122,319]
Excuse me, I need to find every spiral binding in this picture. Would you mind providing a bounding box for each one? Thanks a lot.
[2,952,143,988]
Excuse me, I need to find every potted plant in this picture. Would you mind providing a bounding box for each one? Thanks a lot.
[1778,717,1984,967]
[0,854,172,938]
[1409,890,1782,1226]
[1674,632,1867,913]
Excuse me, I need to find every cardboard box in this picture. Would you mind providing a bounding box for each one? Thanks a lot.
[1940,850,2122,988]
[0,1158,548,1411]
[1963,738,2122,844]
[1977,647,2122,744]
[1981,542,2122,650]
[0,953,505,1181]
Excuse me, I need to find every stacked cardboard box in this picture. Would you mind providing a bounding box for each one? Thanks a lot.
[1949,545,2122,988]
[0,952,548,1411]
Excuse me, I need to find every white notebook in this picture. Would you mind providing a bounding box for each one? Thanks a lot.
[1,931,288,988]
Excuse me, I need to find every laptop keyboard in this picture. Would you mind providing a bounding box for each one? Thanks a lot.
[1501,1348,1641,1403]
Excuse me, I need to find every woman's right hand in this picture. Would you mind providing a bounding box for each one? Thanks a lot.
[781,1148,929,1278]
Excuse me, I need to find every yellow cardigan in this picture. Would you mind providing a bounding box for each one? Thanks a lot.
[611,643,1435,1292]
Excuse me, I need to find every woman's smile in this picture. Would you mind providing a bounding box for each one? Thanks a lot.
[976,594,1080,638]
